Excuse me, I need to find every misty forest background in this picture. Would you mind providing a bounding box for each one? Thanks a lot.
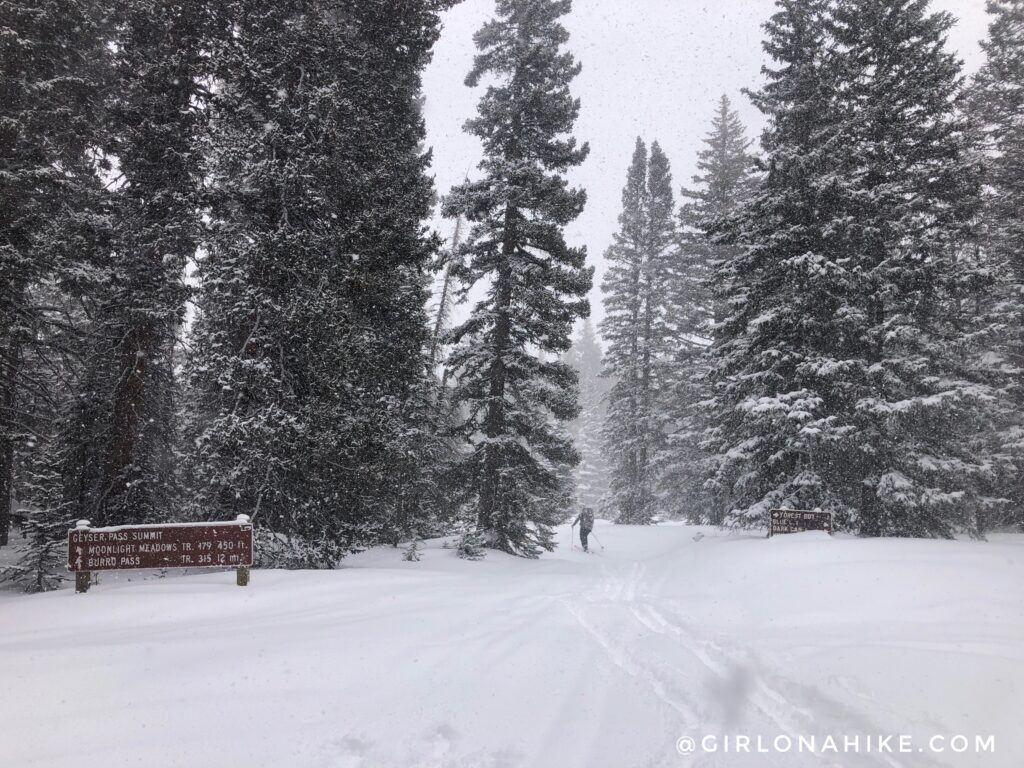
[2,0,1024,589]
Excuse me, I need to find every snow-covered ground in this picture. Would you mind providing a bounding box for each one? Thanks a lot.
[2,523,1022,768]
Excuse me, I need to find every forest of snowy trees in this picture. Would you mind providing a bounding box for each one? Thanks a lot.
[588,0,1024,539]
[2,0,1023,588]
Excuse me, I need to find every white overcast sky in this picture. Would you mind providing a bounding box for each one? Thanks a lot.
[422,0,990,329]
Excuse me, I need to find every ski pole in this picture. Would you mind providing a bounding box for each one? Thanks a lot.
[590,530,604,550]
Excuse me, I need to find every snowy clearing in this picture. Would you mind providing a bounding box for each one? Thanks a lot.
[2,523,1022,768]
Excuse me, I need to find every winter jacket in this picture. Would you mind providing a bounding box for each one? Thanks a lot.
[573,509,594,530]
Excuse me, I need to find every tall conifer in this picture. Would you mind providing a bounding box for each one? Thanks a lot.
[658,97,755,522]
[0,0,112,558]
[707,0,997,536]
[186,0,453,563]
[973,0,1024,528]
[601,140,678,524]
[64,0,208,528]
[564,320,610,510]
[443,0,592,556]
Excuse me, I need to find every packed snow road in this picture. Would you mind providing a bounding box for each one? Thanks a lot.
[2,523,1022,768]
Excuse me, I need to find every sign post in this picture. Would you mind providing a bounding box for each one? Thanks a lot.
[73,519,92,594]
[769,509,833,537]
[68,514,253,592]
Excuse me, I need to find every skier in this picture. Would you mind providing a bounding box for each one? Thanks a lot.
[571,507,595,552]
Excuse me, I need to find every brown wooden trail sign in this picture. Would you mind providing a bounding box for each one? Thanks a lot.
[769,509,833,537]
[68,516,253,593]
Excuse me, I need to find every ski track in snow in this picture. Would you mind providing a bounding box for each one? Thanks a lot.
[563,555,962,768]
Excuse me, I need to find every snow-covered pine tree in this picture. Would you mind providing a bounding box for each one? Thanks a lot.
[677,96,756,339]
[374,219,471,549]
[60,0,207,529]
[826,0,1000,536]
[378,365,462,548]
[442,0,592,557]
[972,0,1024,528]
[708,0,999,537]
[0,0,112,553]
[402,537,422,561]
[564,320,610,511]
[2,286,89,590]
[657,96,756,523]
[546,418,579,523]
[704,0,835,528]
[600,141,648,523]
[600,139,677,524]
[185,0,454,563]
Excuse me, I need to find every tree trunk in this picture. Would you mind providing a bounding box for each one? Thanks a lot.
[102,322,153,523]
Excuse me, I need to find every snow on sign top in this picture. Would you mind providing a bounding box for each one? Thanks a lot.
[67,517,253,572]
[769,509,833,537]
[74,516,250,533]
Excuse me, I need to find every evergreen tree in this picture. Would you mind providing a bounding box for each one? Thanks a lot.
[704,0,834,527]
[2,288,87,590]
[972,0,1024,528]
[63,0,207,529]
[564,320,610,510]
[186,0,454,563]
[677,95,756,337]
[707,0,998,537]
[443,0,592,557]
[600,141,648,522]
[0,0,112,554]
[600,139,677,524]
[658,96,755,522]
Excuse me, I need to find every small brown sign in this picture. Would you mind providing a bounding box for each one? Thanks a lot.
[68,520,253,572]
[769,509,832,536]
